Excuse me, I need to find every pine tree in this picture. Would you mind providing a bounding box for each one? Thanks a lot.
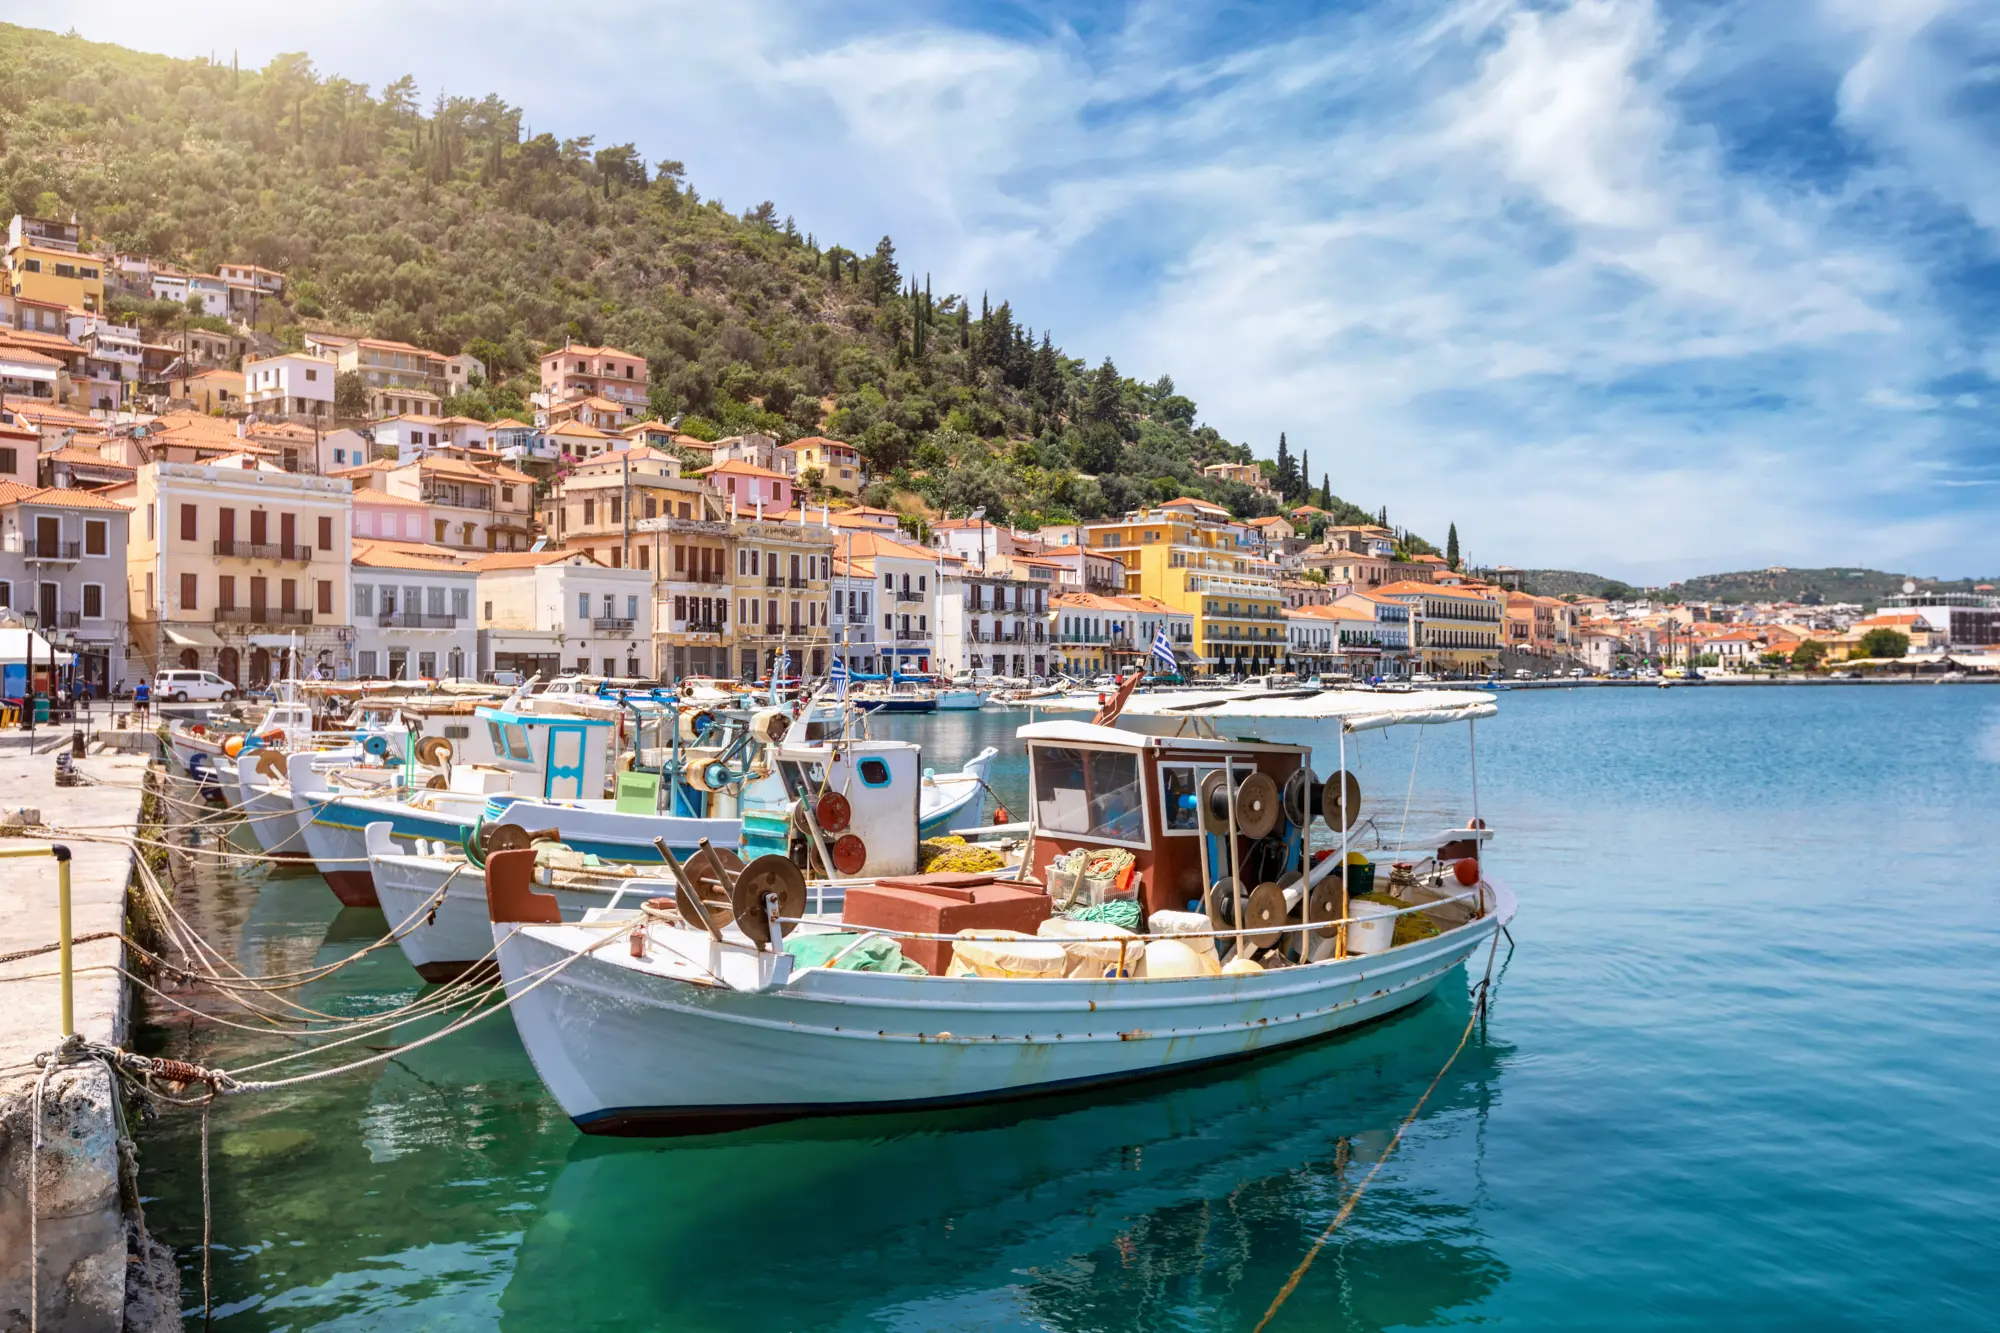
[1299,448,1310,505]
[1320,473,1331,509]
[1446,523,1461,570]
[1276,432,1294,501]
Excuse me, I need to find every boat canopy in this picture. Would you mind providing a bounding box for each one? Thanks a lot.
[1033,688,1497,735]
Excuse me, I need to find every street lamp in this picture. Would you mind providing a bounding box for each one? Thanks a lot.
[20,608,38,738]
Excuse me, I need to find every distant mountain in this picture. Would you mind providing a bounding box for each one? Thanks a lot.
[1520,567,1997,611]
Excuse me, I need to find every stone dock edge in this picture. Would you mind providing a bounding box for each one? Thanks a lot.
[0,753,184,1333]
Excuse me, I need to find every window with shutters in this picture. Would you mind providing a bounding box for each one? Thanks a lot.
[317,581,333,614]
[179,504,197,542]
[318,516,333,550]
[85,520,107,556]
[353,585,372,616]
[82,584,103,618]
[179,572,197,609]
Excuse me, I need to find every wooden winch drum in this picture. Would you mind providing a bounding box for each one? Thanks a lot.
[730,854,809,949]
[1233,772,1280,839]
[414,735,454,767]
[1198,768,1281,839]
[1322,770,1362,831]
[1242,882,1289,950]
[676,845,743,930]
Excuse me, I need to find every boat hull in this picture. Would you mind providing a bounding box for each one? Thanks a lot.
[855,699,937,714]
[241,782,311,858]
[495,882,1513,1136]
[374,849,654,984]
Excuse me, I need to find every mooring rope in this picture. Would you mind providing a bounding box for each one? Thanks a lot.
[1251,923,1506,1331]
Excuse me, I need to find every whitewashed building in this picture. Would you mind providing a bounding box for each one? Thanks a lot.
[349,541,479,681]
[472,549,654,680]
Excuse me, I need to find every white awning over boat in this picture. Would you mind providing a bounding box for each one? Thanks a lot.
[1033,687,1497,734]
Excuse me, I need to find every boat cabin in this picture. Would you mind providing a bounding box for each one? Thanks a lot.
[770,739,922,878]
[473,704,618,800]
[1019,720,1314,921]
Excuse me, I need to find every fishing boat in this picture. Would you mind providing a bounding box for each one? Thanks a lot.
[371,736,1014,982]
[487,679,1514,1135]
[317,690,995,907]
[851,678,938,714]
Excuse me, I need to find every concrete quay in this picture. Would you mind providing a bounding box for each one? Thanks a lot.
[0,751,180,1332]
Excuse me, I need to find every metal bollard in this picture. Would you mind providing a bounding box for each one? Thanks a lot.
[0,845,76,1035]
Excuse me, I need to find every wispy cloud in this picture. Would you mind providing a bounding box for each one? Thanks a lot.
[18,0,2000,578]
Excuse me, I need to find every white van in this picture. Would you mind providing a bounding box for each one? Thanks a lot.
[155,669,237,703]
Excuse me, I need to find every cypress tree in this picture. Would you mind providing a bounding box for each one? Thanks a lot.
[1446,523,1461,570]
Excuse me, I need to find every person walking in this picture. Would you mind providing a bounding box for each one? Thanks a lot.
[133,677,150,721]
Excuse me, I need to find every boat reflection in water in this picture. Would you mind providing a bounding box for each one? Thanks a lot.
[498,984,1512,1332]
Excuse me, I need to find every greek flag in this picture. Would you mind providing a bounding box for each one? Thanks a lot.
[829,657,849,698]
[1150,626,1178,673]
[777,652,792,675]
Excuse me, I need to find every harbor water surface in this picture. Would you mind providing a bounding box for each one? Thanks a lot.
[136,686,2000,1330]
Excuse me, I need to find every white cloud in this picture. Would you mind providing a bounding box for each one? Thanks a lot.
[15,0,1998,577]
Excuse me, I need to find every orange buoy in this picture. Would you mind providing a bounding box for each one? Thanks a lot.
[1468,816,1487,829]
[222,735,244,758]
[992,803,1011,824]
[1453,857,1481,886]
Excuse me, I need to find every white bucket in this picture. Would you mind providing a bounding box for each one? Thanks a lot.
[1346,900,1400,955]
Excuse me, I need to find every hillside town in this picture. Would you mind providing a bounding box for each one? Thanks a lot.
[3,210,1995,694]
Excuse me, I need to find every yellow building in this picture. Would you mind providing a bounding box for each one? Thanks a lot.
[5,216,105,314]
[778,436,865,496]
[1083,503,1284,676]
[1374,580,1502,677]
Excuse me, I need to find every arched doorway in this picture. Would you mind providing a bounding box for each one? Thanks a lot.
[178,648,199,669]
[218,647,240,685]
[249,647,271,686]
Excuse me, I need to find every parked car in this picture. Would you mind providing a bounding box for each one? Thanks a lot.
[482,670,525,687]
[155,669,236,703]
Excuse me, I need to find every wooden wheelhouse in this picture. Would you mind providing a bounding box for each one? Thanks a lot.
[1018,720,1315,922]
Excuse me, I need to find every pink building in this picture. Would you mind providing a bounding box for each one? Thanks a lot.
[697,459,794,513]
[538,344,648,417]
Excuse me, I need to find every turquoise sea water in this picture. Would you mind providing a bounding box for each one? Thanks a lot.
[136,686,2000,1330]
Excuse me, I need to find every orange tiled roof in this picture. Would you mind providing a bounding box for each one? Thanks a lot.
[466,549,606,571]
[10,485,133,511]
[352,489,428,508]
[352,540,476,570]
[698,459,790,481]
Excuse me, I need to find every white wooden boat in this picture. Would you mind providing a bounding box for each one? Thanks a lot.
[489,686,1514,1135]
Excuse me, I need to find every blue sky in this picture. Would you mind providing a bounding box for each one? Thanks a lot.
[18,0,2000,581]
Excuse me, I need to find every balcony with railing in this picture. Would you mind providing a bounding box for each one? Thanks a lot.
[671,620,728,637]
[788,576,809,589]
[764,575,782,589]
[590,617,636,634]
[20,540,80,561]
[894,628,928,642]
[213,540,313,563]
[216,607,313,626]
[378,612,461,629]
[893,589,924,603]
[422,484,495,509]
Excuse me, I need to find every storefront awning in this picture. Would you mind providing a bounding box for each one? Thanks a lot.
[164,627,226,648]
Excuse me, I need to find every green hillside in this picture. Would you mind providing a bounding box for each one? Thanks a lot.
[0,23,1415,536]
[1521,567,1997,611]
